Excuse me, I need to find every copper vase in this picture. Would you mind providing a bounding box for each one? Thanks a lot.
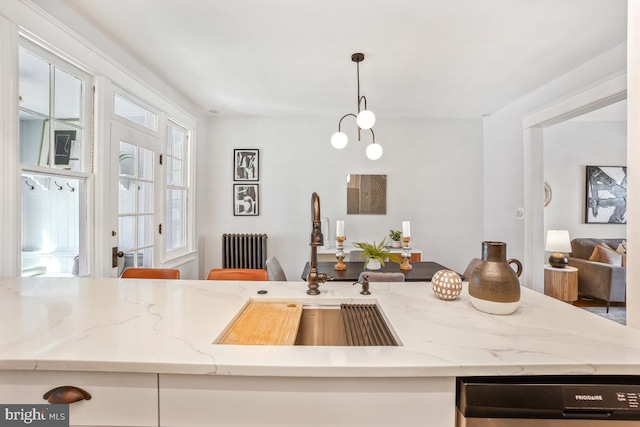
[468,241,523,315]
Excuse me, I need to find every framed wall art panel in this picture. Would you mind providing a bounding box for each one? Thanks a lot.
[346,174,387,215]
[234,149,259,181]
[585,165,627,224]
[234,184,259,216]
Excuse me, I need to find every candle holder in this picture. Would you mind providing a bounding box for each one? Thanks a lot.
[335,236,347,271]
[399,236,413,270]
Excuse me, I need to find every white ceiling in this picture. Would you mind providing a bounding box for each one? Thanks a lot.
[33,0,627,119]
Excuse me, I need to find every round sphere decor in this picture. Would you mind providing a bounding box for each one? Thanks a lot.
[432,269,463,300]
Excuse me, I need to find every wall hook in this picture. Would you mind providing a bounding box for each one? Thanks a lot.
[24,179,34,190]
[54,181,63,190]
[67,183,75,192]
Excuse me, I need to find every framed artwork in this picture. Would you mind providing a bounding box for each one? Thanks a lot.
[346,174,387,214]
[234,184,259,216]
[234,149,259,181]
[54,130,76,165]
[585,165,627,224]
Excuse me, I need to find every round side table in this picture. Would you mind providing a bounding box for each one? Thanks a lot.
[543,264,578,303]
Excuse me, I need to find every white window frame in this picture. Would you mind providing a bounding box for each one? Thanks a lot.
[164,119,192,260]
[18,36,93,276]
[110,88,196,268]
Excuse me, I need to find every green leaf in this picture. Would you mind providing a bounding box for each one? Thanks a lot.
[353,238,398,270]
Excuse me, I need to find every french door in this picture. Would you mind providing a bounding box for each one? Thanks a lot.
[110,122,159,275]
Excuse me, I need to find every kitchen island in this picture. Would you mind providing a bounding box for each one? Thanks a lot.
[1,277,639,426]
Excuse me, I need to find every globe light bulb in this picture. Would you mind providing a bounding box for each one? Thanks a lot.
[331,132,348,149]
[356,110,375,129]
[366,143,383,160]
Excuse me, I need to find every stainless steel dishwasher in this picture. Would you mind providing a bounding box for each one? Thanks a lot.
[456,375,640,426]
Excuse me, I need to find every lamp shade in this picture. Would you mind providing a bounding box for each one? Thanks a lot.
[331,132,348,149]
[365,143,383,160]
[545,230,571,253]
[356,110,375,129]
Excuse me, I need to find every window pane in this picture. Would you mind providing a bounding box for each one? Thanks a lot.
[119,141,135,176]
[54,67,81,122]
[171,128,184,160]
[114,93,157,131]
[53,121,81,171]
[140,247,153,268]
[170,158,183,187]
[119,179,135,214]
[19,112,49,166]
[138,182,153,214]
[138,215,153,247]
[122,250,140,270]
[118,216,135,251]
[138,147,154,180]
[21,174,82,277]
[166,189,186,251]
[19,49,50,116]
[166,124,185,186]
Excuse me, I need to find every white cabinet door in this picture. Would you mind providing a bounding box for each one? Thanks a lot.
[160,374,455,426]
[0,371,158,426]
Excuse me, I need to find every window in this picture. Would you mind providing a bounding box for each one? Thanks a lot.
[21,174,86,276]
[114,93,158,131]
[18,40,91,276]
[19,48,85,172]
[112,91,194,271]
[118,139,155,268]
[165,121,189,253]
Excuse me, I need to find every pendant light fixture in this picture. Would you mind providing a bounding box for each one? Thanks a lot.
[331,53,382,160]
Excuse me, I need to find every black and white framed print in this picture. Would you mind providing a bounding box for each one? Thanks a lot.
[234,149,259,181]
[234,184,259,216]
[585,165,627,224]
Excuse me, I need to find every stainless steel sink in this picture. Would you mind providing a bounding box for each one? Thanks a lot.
[295,303,399,346]
[216,300,399,346]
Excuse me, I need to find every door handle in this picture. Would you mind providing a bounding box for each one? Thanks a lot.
[112,247,125,268]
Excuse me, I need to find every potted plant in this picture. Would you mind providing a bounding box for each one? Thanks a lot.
[389,229,402,248]
[353,239,397,270]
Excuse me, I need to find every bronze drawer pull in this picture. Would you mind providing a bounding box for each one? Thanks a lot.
[43,386,92,404]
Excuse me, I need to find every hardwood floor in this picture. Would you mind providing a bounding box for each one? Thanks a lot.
[573,295,626,309]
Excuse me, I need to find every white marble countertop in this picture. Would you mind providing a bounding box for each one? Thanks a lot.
[1,276,639,377]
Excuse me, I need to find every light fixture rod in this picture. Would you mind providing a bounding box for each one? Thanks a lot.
[337,113,357,131]
[351,52,365,114]
[356,58,361,114]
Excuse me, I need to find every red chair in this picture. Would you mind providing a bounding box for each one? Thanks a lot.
[207,268,268,281]
[121,268,180,279]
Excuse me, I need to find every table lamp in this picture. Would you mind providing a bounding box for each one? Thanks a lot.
[545,230,571,268]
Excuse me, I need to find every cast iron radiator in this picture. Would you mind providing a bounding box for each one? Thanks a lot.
[222,233,268,269]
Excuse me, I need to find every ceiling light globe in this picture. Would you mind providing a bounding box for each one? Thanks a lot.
[356,110,375,129]
[331,132,348,149]
[366,143,383,160]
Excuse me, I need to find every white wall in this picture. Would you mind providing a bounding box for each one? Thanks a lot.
[483,42,627,287]
[198,116,483,281]
[543,119,627,240]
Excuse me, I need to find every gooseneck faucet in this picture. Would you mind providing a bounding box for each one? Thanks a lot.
[307,192,329,295]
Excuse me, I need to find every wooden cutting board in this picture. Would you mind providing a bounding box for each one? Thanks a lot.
[217,301,303,345]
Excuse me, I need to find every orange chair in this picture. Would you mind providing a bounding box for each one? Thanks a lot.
[207,268,268,281]
[121,268,181,279]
